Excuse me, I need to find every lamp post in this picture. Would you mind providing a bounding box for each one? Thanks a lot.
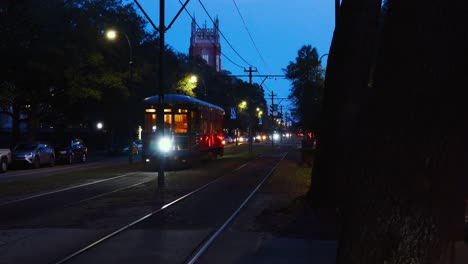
[319,53,329,64]
[106,29,135,163]
[237,100,248,146]
[106,30,133,85]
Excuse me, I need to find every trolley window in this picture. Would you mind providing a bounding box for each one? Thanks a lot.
[144,113,157,132]
[174,114,188,133]
[144,112,173,133]
[164,114,172,133]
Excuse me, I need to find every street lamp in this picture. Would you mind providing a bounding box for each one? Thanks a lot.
[189,75,198,84]
[96,122,103,130]
[105,30,133,86]
[238,101,247,111]
[319,53,329,63]
[106,29,135,163]
[256,108,263,118]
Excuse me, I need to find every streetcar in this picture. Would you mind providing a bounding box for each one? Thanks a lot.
[142,94,225,167]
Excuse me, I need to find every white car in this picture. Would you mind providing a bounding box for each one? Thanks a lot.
[0,148,12,173]
[12,142,55,168]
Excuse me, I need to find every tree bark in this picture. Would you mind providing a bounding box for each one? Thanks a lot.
[308,0,382,208]
[335,0,468,263]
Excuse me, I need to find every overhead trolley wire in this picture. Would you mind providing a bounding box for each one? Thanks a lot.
[232,0,271,73]
[177,0,246,69]
[197,0,253,68]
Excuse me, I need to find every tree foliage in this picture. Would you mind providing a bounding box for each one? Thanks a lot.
[284,45,324,132]
[0,0,265,143]
[175,75,197,97]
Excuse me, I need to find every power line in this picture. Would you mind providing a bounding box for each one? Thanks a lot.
[231,0,270,73]
[197,0,253,67]
[177,0,245,69]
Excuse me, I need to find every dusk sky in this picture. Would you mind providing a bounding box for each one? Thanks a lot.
[137,0,335,112]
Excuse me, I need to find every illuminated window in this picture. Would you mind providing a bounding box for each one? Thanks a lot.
[145,113,157,133]
[164,114,172,132]
[174,114,188,133]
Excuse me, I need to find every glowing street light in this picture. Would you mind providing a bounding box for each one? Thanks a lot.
[105,30,117,40]
[189,75,198,84]
[96,122,103,130]
[238,101,247,110]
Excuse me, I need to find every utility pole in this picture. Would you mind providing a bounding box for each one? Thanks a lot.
[268,91,276,149]
[280,104,283,144]
[244,66,257,154]
[157,0,166,186]
[228,72,285,151]
[132,0,191,187]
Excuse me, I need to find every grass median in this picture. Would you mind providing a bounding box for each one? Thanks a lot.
[0,163,144,200]
[0,144,269,201]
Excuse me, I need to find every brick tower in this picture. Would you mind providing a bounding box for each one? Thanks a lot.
[189,17,221,72]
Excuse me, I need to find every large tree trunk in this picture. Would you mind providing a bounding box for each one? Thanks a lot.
[308,0,382,208]
[336,1,468,263]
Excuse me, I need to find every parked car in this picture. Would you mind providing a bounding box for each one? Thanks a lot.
[0,147,12,173]
[12,142,55,168]
[121,140,141,155]
[223,134,234,144]
[55,138,88,164]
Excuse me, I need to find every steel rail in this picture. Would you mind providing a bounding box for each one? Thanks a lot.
[54,178,155,210]
[185,152,288,264]
[0,171,142,206]
[53,160,253,264]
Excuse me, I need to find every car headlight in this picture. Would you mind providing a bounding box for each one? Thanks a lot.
[158,137,172,152]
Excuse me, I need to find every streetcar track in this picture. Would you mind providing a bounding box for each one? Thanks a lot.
[0,171,142,206]
[56,178,156,210]
[185,152,288,264]
[53,159,255,264]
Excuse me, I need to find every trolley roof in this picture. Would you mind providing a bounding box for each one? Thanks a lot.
[144,94,225,113]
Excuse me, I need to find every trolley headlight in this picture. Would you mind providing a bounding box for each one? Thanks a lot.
[158,137,172,152]
[273,133,280,141]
